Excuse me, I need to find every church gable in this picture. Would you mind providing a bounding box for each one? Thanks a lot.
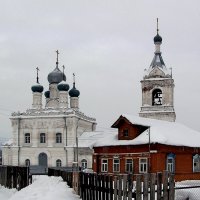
[148,67,166,78]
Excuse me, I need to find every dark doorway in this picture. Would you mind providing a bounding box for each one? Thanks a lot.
[38,153,48,166]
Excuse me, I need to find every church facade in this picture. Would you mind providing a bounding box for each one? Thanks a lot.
[2,52,96,168]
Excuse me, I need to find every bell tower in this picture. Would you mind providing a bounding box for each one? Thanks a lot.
[139,19,176,122]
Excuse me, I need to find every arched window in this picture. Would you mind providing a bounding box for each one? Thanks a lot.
[81,159,87,169]
[25,133,30,143]
[40,133,46,143]
[56,159,62,167]
[193,154,200,172]
[56,133,62,143]
[152,89,162,105]
[25,159,30,166]
[166,153,175,173]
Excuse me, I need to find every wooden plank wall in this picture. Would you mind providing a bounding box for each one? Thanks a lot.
[0,166,31,190]
[79,171,175,200]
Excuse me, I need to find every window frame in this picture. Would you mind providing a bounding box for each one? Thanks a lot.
[139,158,148,173]
[193,154,200,172]
[25,159,30,166]
[24,133,30,144]
[113,158,120,172]
[123,129,129,137]
[40,133,46,143]
[56,133,62,143]
[56,159,62,167]
[125,158,133,173]
[166,153,175,173]
[81,159,87,169]
[101,159,108,172]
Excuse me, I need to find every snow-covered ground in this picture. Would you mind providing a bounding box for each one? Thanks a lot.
[0,176,80,200]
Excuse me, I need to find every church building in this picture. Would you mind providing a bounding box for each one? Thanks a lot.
[2,51,96,169]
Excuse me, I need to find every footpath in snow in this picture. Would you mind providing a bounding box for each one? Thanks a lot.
[0,175,80,200]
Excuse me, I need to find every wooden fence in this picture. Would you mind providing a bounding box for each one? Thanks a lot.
[48,168,73,188]
[79,171,175,200]
[0,166,31,190]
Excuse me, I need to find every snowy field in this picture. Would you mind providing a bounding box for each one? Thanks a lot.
[0,176,80,200]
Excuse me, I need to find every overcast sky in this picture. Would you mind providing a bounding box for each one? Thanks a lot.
[0,0,200,138]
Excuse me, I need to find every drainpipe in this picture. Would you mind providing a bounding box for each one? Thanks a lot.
[18,118,21,166]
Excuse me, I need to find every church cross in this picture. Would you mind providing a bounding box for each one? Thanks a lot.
[36,67,40,84]
[56,50,59,67]
[157,18,159,34]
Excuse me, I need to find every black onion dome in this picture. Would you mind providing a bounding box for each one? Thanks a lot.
[57,81,70,91]
[154,34,162,43]
[44,90,50,98]
[31,83,44,93]
[69,83,80,97]
[48,67,66,84]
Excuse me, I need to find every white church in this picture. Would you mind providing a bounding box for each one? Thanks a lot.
[2,51,96,169]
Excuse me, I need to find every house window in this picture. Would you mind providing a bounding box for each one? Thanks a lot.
[56,133,62,143]
[139,158,148,173]
[193,154,200,172]
[81,159,87,169]
[25,159,30,166]
[40,133,46,143]
[166,153,175,173]
[113,158,120,172]
[101,159,108,172]
[152,89,162,105]
[56,159,62,167]
[25,133,30,143]
[123,130,129,137]
[125,159,133,173]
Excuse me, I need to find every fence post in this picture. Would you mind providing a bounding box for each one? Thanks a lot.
[123,174,128,200]
[118,175,122,200]
[157,172,162,200]
[169,173,175,200]
[136,174,142,200]
[114,176,118,200]
[127,174,133,200]
[150,173,156,200]
[143,173,149,200]
[109,175,113,200]
[163,171,169,200]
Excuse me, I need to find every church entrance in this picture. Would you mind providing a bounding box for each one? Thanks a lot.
[38,153,48,166]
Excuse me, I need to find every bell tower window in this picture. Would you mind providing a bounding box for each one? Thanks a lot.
[152,89,162,105]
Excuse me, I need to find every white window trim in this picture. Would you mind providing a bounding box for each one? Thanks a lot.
[139,158,148,173]
[101,159,108,172]
[193,154,200,172]
[113,158,120,172]
[125,158,133,173]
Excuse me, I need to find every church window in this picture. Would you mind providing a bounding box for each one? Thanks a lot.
[139,158,148,173]
[101,159,108,172]
[166,153,175,173]
[56,133,62,143]
[25,133,30,143]
[125,159,133,173]
[25,159,30,166]
[193,154,200,172]
[152,89,162,105]
[40,133,46,143]
[56,159,62,167]
[81,159,87,169]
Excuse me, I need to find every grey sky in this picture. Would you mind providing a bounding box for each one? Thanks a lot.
[0,0,200,138]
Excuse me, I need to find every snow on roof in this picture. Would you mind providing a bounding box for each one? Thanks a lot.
[78,129,117,149]
[94,114,200,148]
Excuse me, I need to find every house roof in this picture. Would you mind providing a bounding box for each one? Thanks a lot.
[94,114,200,148]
